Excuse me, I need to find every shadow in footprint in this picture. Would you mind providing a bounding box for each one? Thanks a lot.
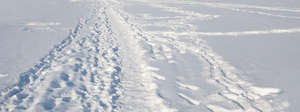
[60,72,69,82]
[73,64,83,72]
[62,97,71,103]
[41,98,56,110]
[50,80,61,88]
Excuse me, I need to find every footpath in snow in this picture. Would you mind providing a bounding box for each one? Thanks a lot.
[1,0,300,112]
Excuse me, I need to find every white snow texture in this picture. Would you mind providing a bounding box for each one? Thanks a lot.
[0,0,299,112]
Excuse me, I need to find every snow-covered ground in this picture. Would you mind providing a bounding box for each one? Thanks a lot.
[0,0,299,112]
[0,0,89,89]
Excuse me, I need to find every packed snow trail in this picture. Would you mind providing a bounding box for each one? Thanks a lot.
[0,0,296,111]
[0,1,174,111]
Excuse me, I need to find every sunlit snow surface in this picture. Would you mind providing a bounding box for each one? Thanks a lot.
[0,0,299,112]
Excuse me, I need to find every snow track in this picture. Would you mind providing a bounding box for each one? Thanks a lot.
[175,1,300,20]
[1,6,122,111]
[149,28,300,37]
[0,0,293,112]
[0,1,174,111]
[108,0,290,111]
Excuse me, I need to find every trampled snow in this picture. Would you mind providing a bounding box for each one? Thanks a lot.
[0,0,299,112]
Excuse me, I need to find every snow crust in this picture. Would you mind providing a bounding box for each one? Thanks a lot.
[0,0,299,111]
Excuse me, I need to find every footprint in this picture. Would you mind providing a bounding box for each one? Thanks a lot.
[17,73,31,88]
[73,64,83,72]
[66,81,75,87]
[94,57,99,67]
[15,106,27,110]
[90,73,95,83]
[81,69,87,76]
[114,66,121,73]
[16,93,29,101]
[41,98,56,110]
[60,72,69,82]
[76,90,86,99]
[50,80,61,88]
[62,97,71,103]
[7,89,21,98]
